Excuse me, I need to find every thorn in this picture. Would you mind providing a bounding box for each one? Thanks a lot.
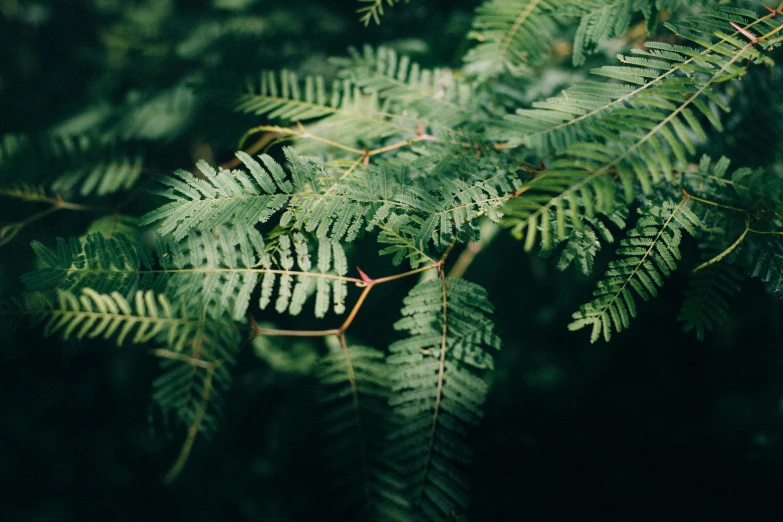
[730,22,759,42]
[356,266,373,284]
[416,123,425,136]
[763,4,777,15]
[248,315,260,337]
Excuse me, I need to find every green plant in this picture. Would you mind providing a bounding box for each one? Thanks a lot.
[2,1,782,520]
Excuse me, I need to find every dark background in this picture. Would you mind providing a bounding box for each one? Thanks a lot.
[1,1,782,521]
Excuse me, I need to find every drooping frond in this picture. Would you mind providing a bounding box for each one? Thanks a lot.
[678,256,743,341]
[151,322,238,448]
[570,199,700,342]
[464,0,558,77]
[149,302,241,481]
[317,341,410,521]
[492,7,780,153]
[387,277,501,519]
[27,287,243,476]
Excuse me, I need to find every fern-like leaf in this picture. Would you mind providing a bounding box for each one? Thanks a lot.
[25,223,352,321]
[23,232,154,296]
[464,0,558,77]
[570,199,700,342]
[492,7,778,153]
[357,0,405,26]
[678,259,743,341]
[142,145,519,261]
[734,234,783,300]
[42,289,197,347]
[0,133,144,197]
[344,45,474,132]
[151,323,238,448]
[566,0,693,66]
[317,340,410,521]
[387,277,501,519]
[540,205,628,275]
[141,148,369,243]
[498,7,781,253]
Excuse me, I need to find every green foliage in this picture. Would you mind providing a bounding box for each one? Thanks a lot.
[3,1,783,519]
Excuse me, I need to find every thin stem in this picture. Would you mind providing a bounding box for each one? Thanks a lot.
[748,228,783,236]
[0,191,108,247]
[249,263,443,339]
[338,285,373,334]
[240,125,365,155]
[251,326,339,338]
[686,195,750,214]
[367,134,438,157]
[61,266,364,285]
[416,266,449,508]
[694,217,750,272]
[371,263,440,285]
[0,206,60,247]
[151,348,214,369]
[221,130,284,170]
